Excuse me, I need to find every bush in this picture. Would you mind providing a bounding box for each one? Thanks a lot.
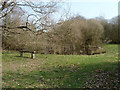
[46,16,104,55]
[2,16,104,55]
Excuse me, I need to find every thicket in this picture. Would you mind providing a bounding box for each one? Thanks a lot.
[2,14,119,55]
[45,16,104,55]
[96,16,119,44]
[1,1,119,55]
[2,15,105,55]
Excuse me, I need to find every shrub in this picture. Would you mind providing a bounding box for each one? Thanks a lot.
[47,16,104,55]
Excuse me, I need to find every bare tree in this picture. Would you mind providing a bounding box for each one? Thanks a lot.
[0,0,61,32]
[0,0,17,19]
[1,0,63,51]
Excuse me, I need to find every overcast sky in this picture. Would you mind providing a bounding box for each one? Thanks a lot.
[63,0,119,19]
[21,0,119,21]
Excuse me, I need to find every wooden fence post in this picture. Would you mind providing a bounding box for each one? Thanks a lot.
[31,51,35,59]
[20,52,23,57]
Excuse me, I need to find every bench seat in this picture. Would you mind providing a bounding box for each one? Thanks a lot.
[19,50,36,59]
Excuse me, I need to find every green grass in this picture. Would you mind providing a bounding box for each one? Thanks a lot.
[2,44,119,88]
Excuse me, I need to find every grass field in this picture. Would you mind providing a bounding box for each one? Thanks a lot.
[2,44,119,88]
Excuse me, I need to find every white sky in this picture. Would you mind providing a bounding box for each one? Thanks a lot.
[20,0,119,21]
[69,1,118,19]
[16,0,119,3]
[65,0,119,2]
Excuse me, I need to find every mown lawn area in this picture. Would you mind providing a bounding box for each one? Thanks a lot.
[2,44,119,88]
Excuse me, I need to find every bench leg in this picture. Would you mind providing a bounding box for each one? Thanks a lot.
[31,53,35,59]
[20,52,23,57]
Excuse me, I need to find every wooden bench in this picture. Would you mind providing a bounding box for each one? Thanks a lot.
[19,50,36,59]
